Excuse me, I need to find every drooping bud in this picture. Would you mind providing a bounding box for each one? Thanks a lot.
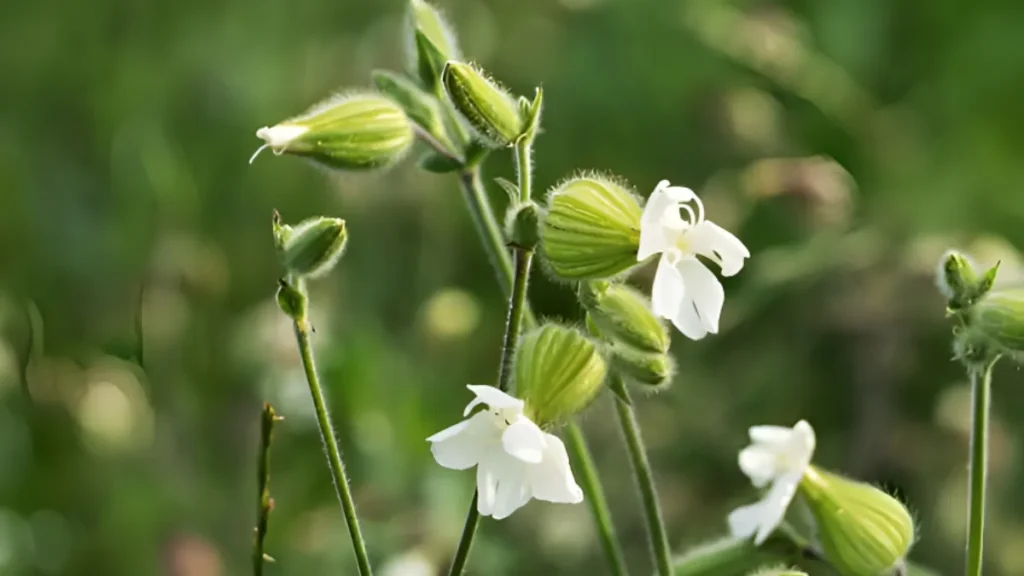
[800,466,915,576]
[515,323,607,426]
[937,251,999,312]
[442,62,524,148]
[277,217,348,279]
[579,282,668,354]
[251,93,414,171]
[968,289,1024,357]
[276,279,308,323]
[607,344,673,389]
[506,201,540,251]
[371,69,454,154]
[540,176,643,281]
[670,536,788,576]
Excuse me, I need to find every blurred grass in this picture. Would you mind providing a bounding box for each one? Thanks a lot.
[3,0,1024,574]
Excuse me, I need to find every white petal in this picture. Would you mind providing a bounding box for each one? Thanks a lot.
[491,461,531,520]
[463,384,524,417]
[256,124,307,148]
[427,412,496,470]
[651,255,685,319]
[476,459,499,517]
[528,433,584,504]
[502,416,546,463]
[727,501,763,540]
[686,220,750,277]
[753,469,802,545]
[638,182,687,261]
[738,445,781,488]
[671,292,708,340]
[785,420,816,470]
[675,258,724,334]
[749,425,795,446]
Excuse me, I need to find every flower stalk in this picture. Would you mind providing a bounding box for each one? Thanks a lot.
[253,402,280,576]
[288,295,373,576]
[610,373,672,576]
[966,356,998,576]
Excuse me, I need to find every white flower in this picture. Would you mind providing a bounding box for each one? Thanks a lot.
[427,385,584,519]
[637,180,750,340]
[728,420,816,545]
[249,125,309,164]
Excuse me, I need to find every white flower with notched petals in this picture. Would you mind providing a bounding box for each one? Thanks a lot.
[728,420,816,545]
[427,385,584,519]
[637,180,750,340]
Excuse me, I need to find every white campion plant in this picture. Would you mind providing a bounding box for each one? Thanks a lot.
[728,420,816,545]
[638,180,750,340]
[427,385,584,519]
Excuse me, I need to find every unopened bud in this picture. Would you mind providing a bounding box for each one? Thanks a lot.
[516,323,607,426]
[800,466,915,576]
[937,251,999,312]
[506,202,540,250]
[579,282,668,354]
[969,289,1024,356]
[747,569,807,576]
[278,217,347,279]
[276,279,307,323]
[442,62,524,147]
[251,93,414,171]
[608,344,673,389]
[540,176,643,280]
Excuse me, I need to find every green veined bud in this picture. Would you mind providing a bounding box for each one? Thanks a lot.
[407,0,460,91]
[442,62,524,148]
[800,466,915,576]
[251,93,414,171]
[278,217,348,279]
[937,251,999,312]
[608,344,673,389]
[371,70,454,153]
[747,568,807,576]
[506,201,540,251]
[671,537,787,576]
[540,176,642,281]
[579,282,668,354]
[516,323,607,426]
[276,279,308,323]
[968,289,1024,357]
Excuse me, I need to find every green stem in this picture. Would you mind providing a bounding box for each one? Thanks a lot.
[966,357,998,576]
[610,374,672,576]
[293,319,373,576]
[514,137,532,203]
[254,403,278,576]
[565,422,630,576]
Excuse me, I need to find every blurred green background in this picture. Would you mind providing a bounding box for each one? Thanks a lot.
[4,0,1024,574]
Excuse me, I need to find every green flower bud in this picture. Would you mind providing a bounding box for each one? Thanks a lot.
[371,69,454,153]
[968,289,1024,356]
[516,323,607,426]
[506,201,540,251]
[278,217,348,279]
[276,279,308,323]
[937,251,999,312]
[608,344,673,389]
[579,282,669,354]
[540,176,643,281]
[252,93,414,170]
[800,466,915,576]
[747,569,807,576]
[442,62,524,148]
[670,537,786,576]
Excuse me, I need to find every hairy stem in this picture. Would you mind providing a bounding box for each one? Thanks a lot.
[254,403,278,576]
[565,422,630,576]
[610,374,672,576]
[966,357,998,576]
[293,319,373,576]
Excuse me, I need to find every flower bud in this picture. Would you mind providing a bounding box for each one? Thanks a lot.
[800,466,915,576]
[372,69,454,153]
[608,344,673,389]
[670,537,785,576]
[937,251,999,312]
[276,279,307,323]
[506,202,540,251]
[747,569,807,576]
[579,282,668,354]
[252,93,414,170]
[442,62,524,147]
[278,217,348,279]
[540,176,643,280]
[515,323,607,426]
[969,289,1024,356]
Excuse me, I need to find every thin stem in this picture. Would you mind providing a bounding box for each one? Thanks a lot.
[293,319,373,576]
[254,403,278,576]
[514,138,532,203]
[966,357,998,576]
[610,374,672,576]
[565,422,630,576]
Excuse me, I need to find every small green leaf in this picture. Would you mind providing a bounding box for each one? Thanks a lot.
[415,30,448,93]
[494,177,520,203]
[418,151,463,173]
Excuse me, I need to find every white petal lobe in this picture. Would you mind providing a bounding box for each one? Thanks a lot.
[502,417,546,463]
[675,258,724,334]
[651,255,685,319]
